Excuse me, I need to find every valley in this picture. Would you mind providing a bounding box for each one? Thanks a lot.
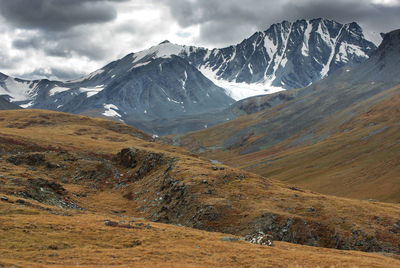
[0,12,399,267]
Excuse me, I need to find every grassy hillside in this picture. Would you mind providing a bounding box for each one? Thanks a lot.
[2,197,399,267]
[174,84,400,203]
[0,109,400,267]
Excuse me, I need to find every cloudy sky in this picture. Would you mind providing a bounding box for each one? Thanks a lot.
[0,0,399,81]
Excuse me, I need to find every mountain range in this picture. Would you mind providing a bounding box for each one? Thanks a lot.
[173,29,400,202]
[0,18,377,135]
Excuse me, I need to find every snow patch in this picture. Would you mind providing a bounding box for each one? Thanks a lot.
[167,97,183,104]
[20,101,34,108]
[79,85,105,97]
[199,66,284,100]
[102,104,121,117]
[301,21,312,56]
[335,42,367,63]
[203,50,211,60]
[320,24,345,78]
[270,23,292,79]
[248,63,253,75]
[264,34,278,60]
[49,86,70,96]
[0,77,37,101]
[179,70,188,90]
[134,61,151,68]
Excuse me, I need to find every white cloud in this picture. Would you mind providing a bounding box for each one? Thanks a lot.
[372,0,399,6]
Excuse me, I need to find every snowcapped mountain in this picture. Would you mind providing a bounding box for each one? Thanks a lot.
[0,48,234,127]
[103,18,376,100]
[0,18,377,134]
[183,18,376,95]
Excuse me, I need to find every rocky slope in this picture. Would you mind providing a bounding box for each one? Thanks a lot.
[0,96,20,110]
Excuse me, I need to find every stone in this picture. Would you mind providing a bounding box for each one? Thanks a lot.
[289,186,304,192]
[245,232,274,246]
[307,207,316,212]
[1,196,8,202]
[7,153,46,166]
[125,240,142,247]
[104,220,118,227]
[131,217,145,221]
[221,237,239,242]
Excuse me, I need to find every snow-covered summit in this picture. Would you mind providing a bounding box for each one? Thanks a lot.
[182,18,376,92]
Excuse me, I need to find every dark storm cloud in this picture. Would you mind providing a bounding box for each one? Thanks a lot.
[0,0,126,31]
[1,0,399,81]
[162,0,400,46]
[12,27,110,60]
[284,1,400,33]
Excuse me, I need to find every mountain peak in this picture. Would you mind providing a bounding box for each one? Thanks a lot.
[382,28,400,40]
[375,28,400,53]
[131,41,185,64]
[373,28,400,62]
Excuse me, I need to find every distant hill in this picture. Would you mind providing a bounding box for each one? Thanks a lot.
[0,95,21,110]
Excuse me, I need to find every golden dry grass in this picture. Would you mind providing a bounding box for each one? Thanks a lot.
[0,109,400,267]
[1,197,399,268]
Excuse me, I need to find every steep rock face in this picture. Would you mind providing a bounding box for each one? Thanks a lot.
[347,29,400,82]
[184,18,376,89]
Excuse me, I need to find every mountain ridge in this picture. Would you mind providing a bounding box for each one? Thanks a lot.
[172,28,400,202]
[0,18,377,135]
